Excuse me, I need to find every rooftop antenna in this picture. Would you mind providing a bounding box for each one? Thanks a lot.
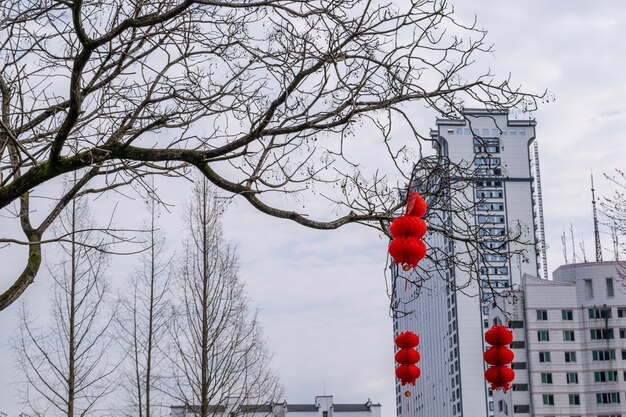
[580,234,588,263]
[533,142,549,279]
[561,228,569,265]
[570,223,577,263]
[591,172,603,262]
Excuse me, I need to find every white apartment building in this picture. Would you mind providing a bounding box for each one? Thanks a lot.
[171,396,381,417]
[393,109,542,417]
[490,261,626,417]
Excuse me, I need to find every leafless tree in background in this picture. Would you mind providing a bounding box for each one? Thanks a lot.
[167,178,281,417]
[601,169,626,259]
[116,189,173,417]
[13,192,119,417]
[0,0,547,309]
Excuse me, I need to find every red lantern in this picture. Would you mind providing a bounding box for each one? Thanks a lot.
[484,366,515,391]
[395,331,419,349]
[388,238,426,270]
[484,346,514,366]
[395,348,421,365]
[390,216,427,239]
[395,364,421,386]
[485,325,513,346]
[405,192,427,217]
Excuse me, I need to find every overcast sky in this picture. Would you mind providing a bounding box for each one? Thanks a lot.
[2,1,626,416]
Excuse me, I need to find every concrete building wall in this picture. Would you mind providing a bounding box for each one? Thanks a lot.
[491,261,626,417]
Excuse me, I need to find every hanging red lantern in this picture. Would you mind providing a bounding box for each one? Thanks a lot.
[388,238,426,271]
[484,325,513,346]
[484,346,514,366]
[395,348,421,365]
[395,364,421,386]
[395,331,419,349]
[405,192,427,217]
[484,366,515,391]
[390,216,427,239]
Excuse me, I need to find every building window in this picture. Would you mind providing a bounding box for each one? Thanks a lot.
[518,129,526,136]
[478,215,505,224]
[589,307,612,319]
[596,392,620,404]
[563,330,575,341]
[537,330,550,341]
[540,373,553,384]
[464,128,471,135]
[584,279,594,299]
[592,349,616,361]
[474,157,501,166]
[536,310,548,320]
[595,371,618,382]
[510,341,525,349]
[484,241,506,249]
[512,383,528,391]
[590,328,614,340]
[447,129,454,134]
[620,329,626,339]
[478,227,506,237]
[476,190,504,199]
[482,254,508,263]
[477,202,504,211]
[538,352,551,363]
[508,320,524,329]
[456,128,463,135]
[511,362,527,369]
[622,349,626,360]
[607,278,615,297]
[561,309,573,320]
[509,129,517,136]
[480,279,510,289]
[566,372,579,384]
[479,266,509,275]
[565,351,577,362]
[513,405,530,413]
[542,394,554,405]
[568,394,580,405]
[619,308,626,318]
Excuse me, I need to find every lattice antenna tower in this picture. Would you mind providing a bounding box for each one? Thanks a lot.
[533,142,548,279]
[591,173,603,261]
[561,228,568,265]
[570,223,577,263]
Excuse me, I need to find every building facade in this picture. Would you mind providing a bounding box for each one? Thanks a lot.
[490,261,626,417]
[171,396,381,417]
[393,109,542,417]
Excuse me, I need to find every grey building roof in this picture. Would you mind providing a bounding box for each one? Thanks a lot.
[333,404,375,412]
[286,405,318,412]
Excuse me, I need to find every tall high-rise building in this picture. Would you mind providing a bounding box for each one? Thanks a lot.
[392,109,542,417]
[490,261,626,417]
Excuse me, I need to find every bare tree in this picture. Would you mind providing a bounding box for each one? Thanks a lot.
[167,178,281,417]
[116,189,173,417]
[0,0,547,309]
[13,191,119,417]
[601,168,626,258]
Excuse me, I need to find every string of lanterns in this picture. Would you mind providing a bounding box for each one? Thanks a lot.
[390,192,427,393]
[394,331,421,386]
[388,192,428,271]
[483,325,515,391]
